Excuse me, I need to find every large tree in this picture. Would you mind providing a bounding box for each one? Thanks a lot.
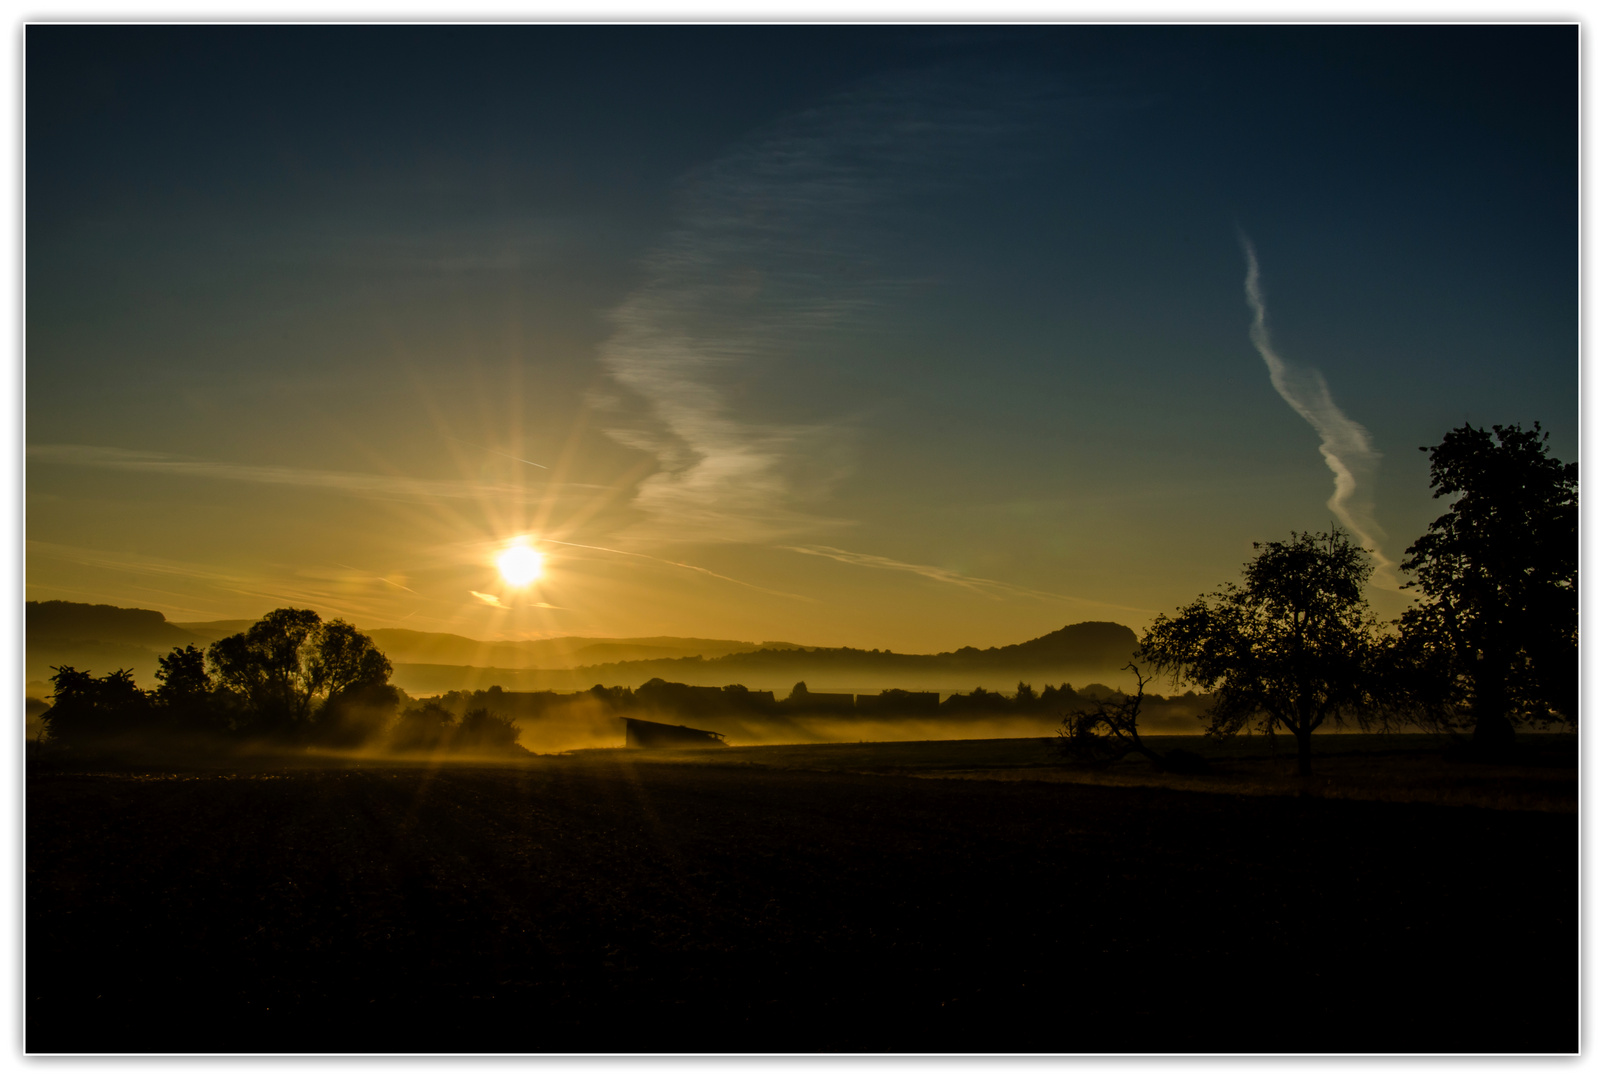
[208,609,393,745]
[1140,529,1382,776]
[1397,422,1577,748]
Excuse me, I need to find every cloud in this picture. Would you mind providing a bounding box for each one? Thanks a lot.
[542,538,815,603]
[782,544,1158,615]
[470,591,507,609]
[26,539,405,624]
[27,443,587,503]
[1238,237,1396,585]
[594,68,1061,544]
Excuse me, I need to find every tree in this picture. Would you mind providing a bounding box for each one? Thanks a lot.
[1141,529,1382,776]
[1055,662,1204,772]
[208,608,393,745]
[153,644,224,737]
[306,620,398,747]
[454,707,523,753]
[40,666,152,747]
[1397,422,1577,749]
[390,701,457,754]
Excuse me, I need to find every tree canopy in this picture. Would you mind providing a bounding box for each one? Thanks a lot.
[40,667,151,747]
[1397,422,1577,747]
[207,608,393,745]
[1140,528,1381,775]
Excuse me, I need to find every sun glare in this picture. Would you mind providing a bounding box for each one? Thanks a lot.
[497,544,544,587]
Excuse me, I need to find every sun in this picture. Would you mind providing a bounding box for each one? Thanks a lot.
[496,544,544,587]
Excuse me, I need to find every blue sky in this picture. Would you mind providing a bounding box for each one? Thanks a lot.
[25,25,1577,650]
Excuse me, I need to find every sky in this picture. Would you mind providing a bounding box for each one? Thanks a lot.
[24,24,1578,652]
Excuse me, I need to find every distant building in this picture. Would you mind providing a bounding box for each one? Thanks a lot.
[783,682,856,714]
[622,716,727,748]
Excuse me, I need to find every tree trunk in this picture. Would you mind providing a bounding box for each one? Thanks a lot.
[1471,657,1516,757]
[1296,728,1313,776]
[1472,711,1516,754]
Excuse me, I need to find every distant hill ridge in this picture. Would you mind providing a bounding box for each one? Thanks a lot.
[25,600,1139,694]
[27,600,195,648]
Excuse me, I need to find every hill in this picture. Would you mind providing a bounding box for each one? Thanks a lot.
[25,600,1139,697]
[25,601,211,686]
[388,622,1140,695]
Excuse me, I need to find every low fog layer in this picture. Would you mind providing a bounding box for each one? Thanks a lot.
[417,680,1212,754]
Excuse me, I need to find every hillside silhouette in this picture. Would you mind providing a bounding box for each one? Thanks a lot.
[27,600,1139,696]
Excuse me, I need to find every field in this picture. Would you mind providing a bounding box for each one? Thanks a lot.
[26,735,1577,1053]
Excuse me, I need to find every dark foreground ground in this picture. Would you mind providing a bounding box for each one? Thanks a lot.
[27,738,1577,1053]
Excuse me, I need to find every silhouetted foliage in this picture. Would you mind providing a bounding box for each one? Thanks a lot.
[454,708,523,752]
[1055,663,1208,773]
[1141,529,1382,776]
[208,608,392,746]
[941,686,1011,717]
[1057,663,1154,766]
[153,644,228,738]
[41,666,152,746]
[1397,423,1577,750]
[391,701,457,753]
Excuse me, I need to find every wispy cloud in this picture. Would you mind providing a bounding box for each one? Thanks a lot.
[542,538,815,603]
[783,544,1158,615]
[1238,237,1395,584]
[595,68,1060,544]
[27,444,586,503]
[467,589,562,611]
[26,539,406,624]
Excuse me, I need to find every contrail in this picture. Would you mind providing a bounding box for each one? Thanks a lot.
[447,437,548,469]
[539,538,816,603]
[1239,235,1395,584]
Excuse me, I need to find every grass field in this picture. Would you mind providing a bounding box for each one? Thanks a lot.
[27,735,1577,1053]
[624,732,1580,813]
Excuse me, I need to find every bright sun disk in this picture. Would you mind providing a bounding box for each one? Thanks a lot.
[497,544,544,587]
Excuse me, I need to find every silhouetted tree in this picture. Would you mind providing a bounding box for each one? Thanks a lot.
[307,620,397,746]
[1057,663,1156,766]
[454,707,523,753]
[153,644,224,737]
[1397,423,1577,750]
[208,608,393,746]
[40,666,152,746]
[391,701,457,753]
[1055,663,1207,772]
[1141,529,1382,776]
[941,686,1011,716]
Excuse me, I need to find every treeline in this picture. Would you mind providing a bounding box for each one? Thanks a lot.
[525,621,1142,692]
[37,608,526,757]
[33,422,1575,773]
[1076,422,1577,776]
[425,677,1212,727]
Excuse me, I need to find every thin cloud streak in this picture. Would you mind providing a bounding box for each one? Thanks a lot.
[28,444,591,502]
[541,538,816,603]
[595,68,1060,544]
[783,544,1158,615]
[1238,237,1396,585]
[27,540,406,624]
[447,437,548,469]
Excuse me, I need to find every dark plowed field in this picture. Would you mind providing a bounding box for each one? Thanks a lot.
[27,754,1577,1053]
